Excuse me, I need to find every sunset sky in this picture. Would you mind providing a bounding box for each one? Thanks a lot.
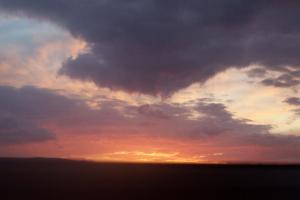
[0,0,300,163]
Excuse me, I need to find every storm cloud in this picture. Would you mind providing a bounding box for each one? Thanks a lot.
[0,1,300,94]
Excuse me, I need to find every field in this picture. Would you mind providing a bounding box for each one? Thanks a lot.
[1,158,300,199]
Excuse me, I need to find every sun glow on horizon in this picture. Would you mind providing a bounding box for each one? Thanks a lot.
[84,150,225,164]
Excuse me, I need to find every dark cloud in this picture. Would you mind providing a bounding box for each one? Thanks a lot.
[0,85,131,137]
[132,102,300,162]
[0,85,274,140]
[1,85,300,161]
[131,101,271,141]
[262,74,300,88]
[284,97,300,116]
[293,70,300,78]
[1,1,300,94]
[0,114,54,145]
[138,104,171,120]
[0,85,83,145]
[247,67,267,78]
[191,102,271,137]
[285,97,300,106]
[0,86,61,145]
[0,86,85,121]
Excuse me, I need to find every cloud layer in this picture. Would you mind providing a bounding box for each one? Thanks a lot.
[285,97,300,116]
[0,85,300,162]
[0,114,54,145]
[1,1,300,94]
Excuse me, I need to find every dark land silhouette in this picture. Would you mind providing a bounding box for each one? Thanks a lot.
[1,158,300,199]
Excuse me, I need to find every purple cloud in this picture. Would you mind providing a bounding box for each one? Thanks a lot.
[1,1,300,94]
[0,85,300,161]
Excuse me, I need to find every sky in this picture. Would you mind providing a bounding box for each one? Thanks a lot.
[0,0,300,163]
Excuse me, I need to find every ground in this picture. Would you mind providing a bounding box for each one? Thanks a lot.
[1,158,300,199]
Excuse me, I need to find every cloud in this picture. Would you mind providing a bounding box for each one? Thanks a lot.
[191,102,271,137]
[284,97,300,116]
[0,86,60,145]
[0,86,84,121]
[0,15,88,95]
[1,1,300,94]
[137,104,171,120]
[0,85,273,139]
[0,85,131,136]
[285,97,300,106]
[0,114,55,145]
[0,85,300,161]
[0,85,81,145]
[247,67,267,78]
[262,74,300,88]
